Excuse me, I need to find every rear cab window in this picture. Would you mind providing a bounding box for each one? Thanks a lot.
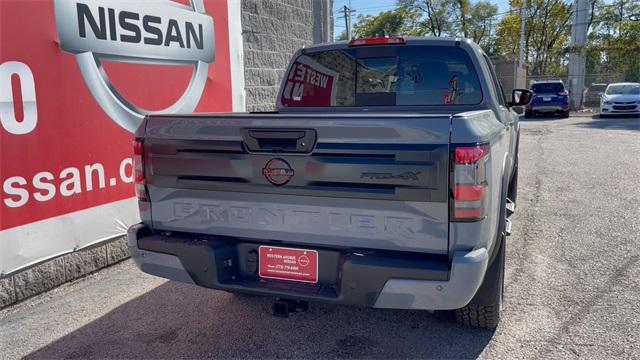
[531,83,565,94]
[280,45,483,108]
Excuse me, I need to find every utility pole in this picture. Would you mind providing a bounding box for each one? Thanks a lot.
[340,3,355,40]
[568,0,589,110]
[344,5,351,40]
[619,0,625,35]
[518,1,527,90]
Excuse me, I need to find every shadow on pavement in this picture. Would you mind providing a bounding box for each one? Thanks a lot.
[579,114,640,131]
[519,115,565,122]
[26,282,494,359]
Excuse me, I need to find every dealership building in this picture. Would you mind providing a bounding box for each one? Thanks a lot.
[0,0,332,308]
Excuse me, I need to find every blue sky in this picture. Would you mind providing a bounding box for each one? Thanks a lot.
[333,0,512,38]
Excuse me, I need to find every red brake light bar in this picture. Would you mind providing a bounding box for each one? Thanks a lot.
[348,36,406,47]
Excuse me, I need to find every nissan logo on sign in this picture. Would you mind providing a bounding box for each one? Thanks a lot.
[54,0,215,132]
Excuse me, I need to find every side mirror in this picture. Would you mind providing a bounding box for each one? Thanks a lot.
[512,106,524,115]
[508,89,533,107]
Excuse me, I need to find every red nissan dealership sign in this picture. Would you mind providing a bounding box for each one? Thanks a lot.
[0,0,237,274]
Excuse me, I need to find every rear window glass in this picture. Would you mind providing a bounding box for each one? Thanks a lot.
[531,83,565,93]
[280,46,483,107]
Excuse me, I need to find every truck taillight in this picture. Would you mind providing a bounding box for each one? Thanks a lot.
[451,144,489,221]
[133,138,149,201]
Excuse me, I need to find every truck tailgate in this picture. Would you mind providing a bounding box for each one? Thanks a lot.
[142,113,451,254]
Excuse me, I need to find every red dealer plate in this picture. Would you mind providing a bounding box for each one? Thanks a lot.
[258,246,319,283]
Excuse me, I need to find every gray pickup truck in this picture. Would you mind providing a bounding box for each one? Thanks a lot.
[128,36,532,328]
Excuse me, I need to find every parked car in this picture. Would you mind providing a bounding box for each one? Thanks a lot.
[600,82,640,117]
[583,83,608,107]
[525,80,570,118]
[127,36,532,329]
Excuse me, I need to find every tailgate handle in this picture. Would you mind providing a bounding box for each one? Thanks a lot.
[241,129,316,153]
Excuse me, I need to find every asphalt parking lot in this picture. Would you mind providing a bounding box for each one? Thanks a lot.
[1,114,639,359]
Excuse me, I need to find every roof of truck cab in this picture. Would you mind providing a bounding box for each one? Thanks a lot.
[532,80,564,84]
[301,36,482,53]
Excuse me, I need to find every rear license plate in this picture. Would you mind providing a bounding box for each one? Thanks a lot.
[259,246,319,283]
[543,96,552,101]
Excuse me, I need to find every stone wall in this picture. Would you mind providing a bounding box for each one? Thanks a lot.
[0,237,129,308]
[242,0,332,112]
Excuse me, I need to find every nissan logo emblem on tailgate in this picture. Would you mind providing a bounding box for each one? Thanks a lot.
[54,0,215,133]
[263,158,294,186]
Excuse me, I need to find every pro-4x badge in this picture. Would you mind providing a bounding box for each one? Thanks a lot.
[360,172,421,181]
[262,158,294,186]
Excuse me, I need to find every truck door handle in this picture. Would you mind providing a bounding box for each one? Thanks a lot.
[241,128,316,153]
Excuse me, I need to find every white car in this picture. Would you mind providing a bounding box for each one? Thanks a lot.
[600,83,640,117]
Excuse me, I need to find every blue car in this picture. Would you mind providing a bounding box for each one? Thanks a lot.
[525,81,570,118]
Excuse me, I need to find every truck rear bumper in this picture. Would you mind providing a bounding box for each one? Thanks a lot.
[127,223,488,310]
[373,249,488,310]
[530,105,567,113]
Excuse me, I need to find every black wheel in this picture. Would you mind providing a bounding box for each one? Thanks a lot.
[524,111,532,119]
[454,232,505,329]
[562,111,570,118]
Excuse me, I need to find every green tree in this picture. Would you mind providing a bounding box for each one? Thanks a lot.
[466,1,499,52]
[586,0,640,82]
[354,0,497,51]
[352,8,424,38]
[496,0,572,76]
[447,0,499,51]
[336,30,348,41]
[398,0,455,36]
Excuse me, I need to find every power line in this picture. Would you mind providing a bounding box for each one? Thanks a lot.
[333,4,397,14]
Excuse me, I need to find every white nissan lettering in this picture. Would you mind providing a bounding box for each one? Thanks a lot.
[53,0,215,133]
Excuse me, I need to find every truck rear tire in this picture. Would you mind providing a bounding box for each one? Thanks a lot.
[454,227,505,329]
